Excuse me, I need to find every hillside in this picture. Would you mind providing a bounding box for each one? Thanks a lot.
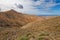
[0,10,56,28]
[0,10,46,40]
[0,10,58,40]
[18,16,60,40]
[0,16,59,40]
[0,10,45,28]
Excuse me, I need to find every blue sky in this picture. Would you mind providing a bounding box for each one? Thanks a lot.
[32,0,60,15]
[0,0,60,15]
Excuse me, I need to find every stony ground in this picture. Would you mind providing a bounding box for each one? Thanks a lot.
[0,10,59,40]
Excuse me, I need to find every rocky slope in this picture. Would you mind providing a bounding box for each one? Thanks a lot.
[0,10,45,28]
[0,10,45,40]
[18,16,60,40]
[0,10,58,40]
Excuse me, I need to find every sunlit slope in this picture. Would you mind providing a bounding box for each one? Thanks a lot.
[20,16,60,40]
[0,10,44,27]
[0,16,59,40]
[0,10,58,40]
[0,10,48,40]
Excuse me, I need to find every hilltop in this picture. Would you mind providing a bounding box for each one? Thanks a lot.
[0,10,45,28]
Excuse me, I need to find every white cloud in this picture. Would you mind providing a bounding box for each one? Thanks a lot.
[0,0,60,15]
[0,0,19,11]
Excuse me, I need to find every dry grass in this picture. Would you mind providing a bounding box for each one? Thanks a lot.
[0,10,59,40]
[0,10,46,40]
[19,16,60,40]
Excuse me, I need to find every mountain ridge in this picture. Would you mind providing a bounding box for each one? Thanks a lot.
[0,10,45,27]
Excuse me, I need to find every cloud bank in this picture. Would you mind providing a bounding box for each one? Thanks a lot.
[0,0,60,15]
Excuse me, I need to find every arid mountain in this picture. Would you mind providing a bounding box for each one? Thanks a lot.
[0,10,45,27]
[0,10,58,40]
[0,10,48,40]
[0,10,56,28]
